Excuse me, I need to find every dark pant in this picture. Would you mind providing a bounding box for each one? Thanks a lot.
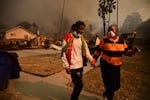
[70,67,83,100]
[100,60,121,100]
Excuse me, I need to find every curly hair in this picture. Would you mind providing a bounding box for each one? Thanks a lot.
[71,20,85,32]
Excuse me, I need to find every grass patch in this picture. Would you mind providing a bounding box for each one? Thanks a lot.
[19,55,63,77]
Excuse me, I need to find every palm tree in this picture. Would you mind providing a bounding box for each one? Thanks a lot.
[98,0,116,36]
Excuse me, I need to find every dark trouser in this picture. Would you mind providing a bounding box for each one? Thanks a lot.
[70,67,83,100]
[100,59,121,100]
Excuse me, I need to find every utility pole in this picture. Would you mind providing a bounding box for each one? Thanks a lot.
[117,0,119,27]
[98,0,117,36]
[59,0,66,40]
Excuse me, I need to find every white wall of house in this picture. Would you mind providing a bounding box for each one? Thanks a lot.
[5,26,36,41]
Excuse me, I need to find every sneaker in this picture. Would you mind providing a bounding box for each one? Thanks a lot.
[101,93,107,100]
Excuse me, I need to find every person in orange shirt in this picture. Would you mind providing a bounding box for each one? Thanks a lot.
[92,24,139,100]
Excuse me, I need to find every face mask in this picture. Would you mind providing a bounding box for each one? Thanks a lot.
[73,31,81,38]
[107,31,116,38]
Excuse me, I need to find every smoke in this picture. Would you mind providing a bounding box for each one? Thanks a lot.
[118,0,150,27]
[145,0,150,4]
[0,0,61,26]
[120,12,142,33]
[0,0,150,38]
[0,0,100,36]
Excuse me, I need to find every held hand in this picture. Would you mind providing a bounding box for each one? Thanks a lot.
[90,59,96,68]
[65,67,71,74]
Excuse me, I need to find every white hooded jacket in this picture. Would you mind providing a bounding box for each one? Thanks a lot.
[61,32,93,69]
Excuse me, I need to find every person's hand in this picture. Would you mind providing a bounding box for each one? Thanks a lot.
[65,67,71,74]
[90,59,96,68]
[132,47,141,56]
[133,47,141,53]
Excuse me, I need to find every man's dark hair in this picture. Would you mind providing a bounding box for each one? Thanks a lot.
[71,20,85,32]
[75,21,85,28]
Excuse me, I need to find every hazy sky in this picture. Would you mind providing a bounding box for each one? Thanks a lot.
[0,0,149,34]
